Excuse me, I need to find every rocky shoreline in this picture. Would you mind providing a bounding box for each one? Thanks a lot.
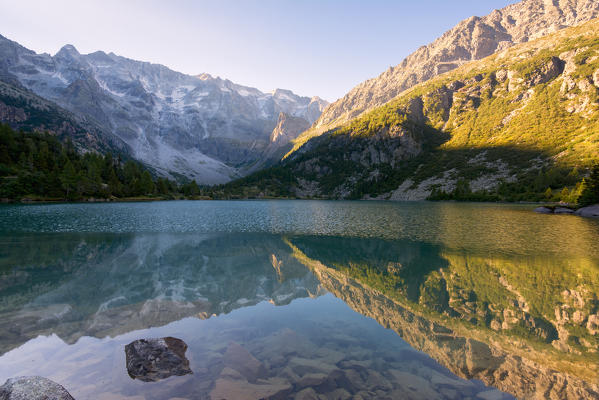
[534,204,599,217]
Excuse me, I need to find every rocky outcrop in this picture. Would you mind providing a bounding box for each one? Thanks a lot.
[311,0,599,133]
[270,112,311,145]
[554,206,575,214]
[124,337,192,382]
[243,112,314,173]
[0,376,74,400]
[536,204,599,217]
[284,122,424,198]
[534,206,572,214]
[0,101,26,123]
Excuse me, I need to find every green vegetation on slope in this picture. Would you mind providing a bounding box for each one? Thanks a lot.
[220,19,599,202]
[577,163,599,206]
[0,79,126,155]
[0,124,201,201]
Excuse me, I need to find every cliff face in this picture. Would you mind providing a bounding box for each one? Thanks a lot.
[309,0,599,135]
[270,112,311,145]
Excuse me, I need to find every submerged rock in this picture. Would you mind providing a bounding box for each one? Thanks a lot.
[223,342,267,382]
[0,376,74,400]
[533,206,553,214]
[575,204,599,218]
[124,337,192,382]
[209,376,292,400]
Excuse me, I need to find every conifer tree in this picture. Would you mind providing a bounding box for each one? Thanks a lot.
[577,164,599,206]
[60,160,79,199]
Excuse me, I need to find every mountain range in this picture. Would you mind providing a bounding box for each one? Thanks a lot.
[1,0,599,197]
[300,0,599,144]
[0,36,327,184]
[221,0,599,200]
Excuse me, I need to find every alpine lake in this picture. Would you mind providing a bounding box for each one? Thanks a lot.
[0,200,598,400]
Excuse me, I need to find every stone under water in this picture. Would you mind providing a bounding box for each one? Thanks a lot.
[124,337,192,382]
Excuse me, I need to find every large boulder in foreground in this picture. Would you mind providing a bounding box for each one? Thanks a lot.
[125,337,192,382]
[575,204,599,218]
[0,376,74,400]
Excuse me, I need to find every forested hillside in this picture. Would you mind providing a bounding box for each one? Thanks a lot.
[0,124,203,201]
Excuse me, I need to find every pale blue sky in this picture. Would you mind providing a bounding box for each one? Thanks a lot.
[0,0,519,101]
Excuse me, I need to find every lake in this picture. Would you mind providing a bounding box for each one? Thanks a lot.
[1,201,598,399]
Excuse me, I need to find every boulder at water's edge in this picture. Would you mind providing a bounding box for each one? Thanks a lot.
[0,376,74,400]
[575,204,599,218]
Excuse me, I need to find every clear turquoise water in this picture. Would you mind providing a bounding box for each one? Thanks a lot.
[2,200,598,257]
[0,201,598,399]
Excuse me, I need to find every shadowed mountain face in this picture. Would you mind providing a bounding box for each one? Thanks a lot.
[0,79,129,155]
[310,0,599,134]
[0,233,323,355]
[0,35,327,183]
[285,236,599,400]
[250,18,599,200]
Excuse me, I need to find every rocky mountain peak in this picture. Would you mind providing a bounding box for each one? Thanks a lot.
[56,44,80,58]
[87,50,114,64]
[310,0,599,134]
[270,112,311,144]
[196,72,213,81]
[272,88,294,97]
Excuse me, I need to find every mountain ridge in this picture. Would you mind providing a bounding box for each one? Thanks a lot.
[292,0,599,154]
[216,17,599,201]
[0,35,328,184]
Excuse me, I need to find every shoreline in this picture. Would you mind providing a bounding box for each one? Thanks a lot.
[1,196,597,216]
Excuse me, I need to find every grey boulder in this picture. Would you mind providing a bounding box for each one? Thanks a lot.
[533,206,553,214]
[554,207,574,214]
[575,204,599,217]
[0,376,74,400]
[125,337,192,382]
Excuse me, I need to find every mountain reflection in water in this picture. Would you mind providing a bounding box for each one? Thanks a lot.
[287,236,599,399]
[0,231,597,399]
